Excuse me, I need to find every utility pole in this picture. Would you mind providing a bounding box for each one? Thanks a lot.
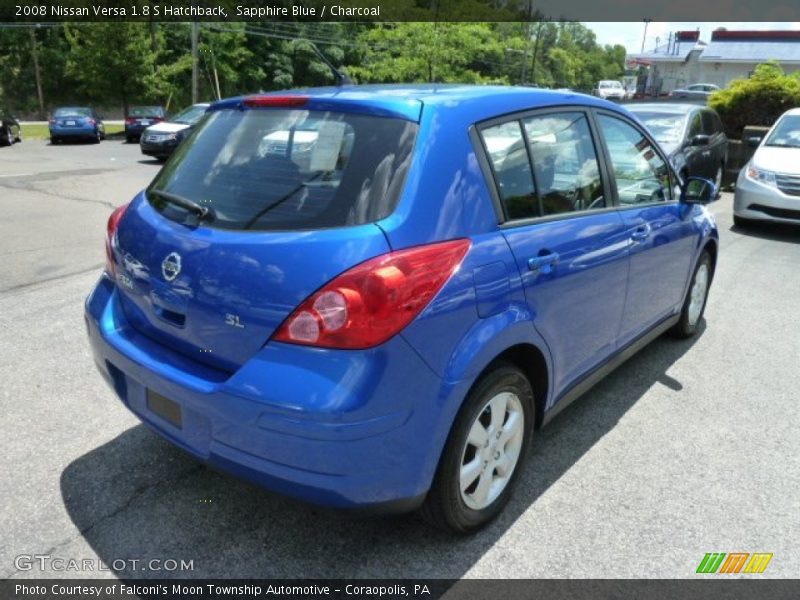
[520,0,533,85]
[531,19,546,85]
[641,19,652,53]
[191,21,199,103]
[29,27,45,119]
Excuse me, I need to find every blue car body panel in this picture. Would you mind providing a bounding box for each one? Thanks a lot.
[85,85,719,510]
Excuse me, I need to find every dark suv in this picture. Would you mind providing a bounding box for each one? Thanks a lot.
[1,110,21,146]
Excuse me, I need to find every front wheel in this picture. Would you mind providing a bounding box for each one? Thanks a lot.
[670,250,713,338]
[420,363,534,533]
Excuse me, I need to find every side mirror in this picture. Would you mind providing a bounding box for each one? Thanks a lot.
[746,136,763,148]
[690,134,710,146]
[680,176,716,204]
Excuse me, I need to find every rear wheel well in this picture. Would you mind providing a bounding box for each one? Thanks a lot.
[487,344,548,430]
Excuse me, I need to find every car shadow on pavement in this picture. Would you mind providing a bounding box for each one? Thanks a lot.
[61,328,703,579]
[731,221,800,243]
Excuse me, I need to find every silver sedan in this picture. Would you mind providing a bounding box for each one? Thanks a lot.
[734,108,800,226]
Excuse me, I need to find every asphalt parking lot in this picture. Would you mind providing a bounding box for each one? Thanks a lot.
[1,139,799,580]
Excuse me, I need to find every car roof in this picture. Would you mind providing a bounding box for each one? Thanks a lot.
[626,103,702,115]
[779,107,800,117]
[210,84,630,124]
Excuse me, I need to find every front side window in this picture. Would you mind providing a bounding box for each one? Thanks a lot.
[687,112,702,139]
[522,112,604,215]
[597,114,673,205]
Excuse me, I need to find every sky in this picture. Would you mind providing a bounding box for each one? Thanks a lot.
[585,22,800,54]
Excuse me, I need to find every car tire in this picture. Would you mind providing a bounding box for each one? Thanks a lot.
[126,136,134,144]
[670,250,713,339]
[420,363,534,534]
[50,136,58,145]
[3,128,12,146]
[92,129,101,144]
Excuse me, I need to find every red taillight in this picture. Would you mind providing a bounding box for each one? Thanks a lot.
[125,117,136,124]
[49,118,56,125]
[87,118,96,125]
[243,95,308,108]
[105,204,129,276]
[272,239,471,350]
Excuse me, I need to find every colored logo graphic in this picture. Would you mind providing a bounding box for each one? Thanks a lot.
[696,552,773,574]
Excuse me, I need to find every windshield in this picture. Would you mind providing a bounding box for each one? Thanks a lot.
[147,108,418,231]
[600,82,622,89]
[631,111,685,144]
[171,105,208,125]
[129,106,163,117]
[54,107,91,117]
[765,115,800,148]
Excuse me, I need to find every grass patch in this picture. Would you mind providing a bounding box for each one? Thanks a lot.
[22,123,124,140]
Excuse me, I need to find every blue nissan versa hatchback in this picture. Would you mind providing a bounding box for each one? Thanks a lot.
[85,85,719,533]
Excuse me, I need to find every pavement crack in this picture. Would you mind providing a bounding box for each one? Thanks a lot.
[0,179,117,209]
[1,464,205,578]
[0,264,105,295]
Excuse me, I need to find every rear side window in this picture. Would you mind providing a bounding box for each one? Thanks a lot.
[479,112,604,221]
[481,121,538,220]
[148,109,418,231]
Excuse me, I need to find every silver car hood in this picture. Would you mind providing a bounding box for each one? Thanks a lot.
[752,146,800,175]
[143,122,190,134]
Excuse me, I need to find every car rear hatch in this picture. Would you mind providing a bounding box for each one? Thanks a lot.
[111,94,421,372]
[56,113,91,127]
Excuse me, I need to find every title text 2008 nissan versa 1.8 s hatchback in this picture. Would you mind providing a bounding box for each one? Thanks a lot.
[85,85,719,533]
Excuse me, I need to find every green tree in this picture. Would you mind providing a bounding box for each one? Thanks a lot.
[709,61,800,138]
[348,22,507,84]
[63,23,157,113]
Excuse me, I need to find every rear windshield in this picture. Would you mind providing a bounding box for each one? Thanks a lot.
[55,107,91,117]
[147,108,418,231]
[130,106,163,117]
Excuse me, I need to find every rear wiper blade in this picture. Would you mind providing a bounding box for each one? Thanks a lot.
[149,189,214,220]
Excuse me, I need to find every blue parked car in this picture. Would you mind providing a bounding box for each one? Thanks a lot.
[85,85,718,533]
[50,106,105,144]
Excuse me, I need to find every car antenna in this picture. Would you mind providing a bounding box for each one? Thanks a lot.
[308,41,353,87]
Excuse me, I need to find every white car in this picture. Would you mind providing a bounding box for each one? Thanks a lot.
[595,80,625,101]
[734,107,800,226]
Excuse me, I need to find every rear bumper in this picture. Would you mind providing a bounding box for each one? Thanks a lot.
[85,275,465,511]
[734,170,800,224]
[50,125,96,138]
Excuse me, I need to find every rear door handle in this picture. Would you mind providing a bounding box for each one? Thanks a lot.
[528,251,560,271]
[630,224,651,242]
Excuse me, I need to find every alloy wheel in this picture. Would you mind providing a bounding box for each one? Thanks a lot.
[459,391,525,510]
